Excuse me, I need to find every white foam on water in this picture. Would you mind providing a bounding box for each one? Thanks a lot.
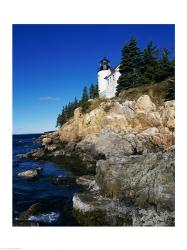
[28,212,60,223]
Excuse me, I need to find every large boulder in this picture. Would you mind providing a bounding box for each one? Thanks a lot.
[73,192,133,226]
[59,107,106,142]
[94,129,135,157]
[161,100,175,130]
[73,191,174,226]
[110,101,136,117]
[135,95,156,112]
[96,148,175,211]
[77,127,171,160]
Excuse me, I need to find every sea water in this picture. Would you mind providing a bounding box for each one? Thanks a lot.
[13,134,80,226]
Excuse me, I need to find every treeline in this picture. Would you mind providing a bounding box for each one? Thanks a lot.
[56,83,98,127]
[116,37,175,95]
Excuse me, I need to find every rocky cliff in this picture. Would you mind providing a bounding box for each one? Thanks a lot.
[23,94,175,226]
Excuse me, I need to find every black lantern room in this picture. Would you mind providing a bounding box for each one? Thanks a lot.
[99,57,110,71]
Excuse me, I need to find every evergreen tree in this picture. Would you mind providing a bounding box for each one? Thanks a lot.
[154,49,174,82]
[74,97,78,107]
[142,41,159,83]
[170,58,175,78]
[89,83,95,99]
[93,84,99,98]
[56,99,78,127]
[56,114,62,127]
[89,83,99,99]
[80,86,91,112]
[116,37,143,95]
[81,86,89,102]
[56,106,66,127]
[165,78,175,101]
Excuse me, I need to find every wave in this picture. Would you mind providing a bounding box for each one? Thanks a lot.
[28,212,60,223]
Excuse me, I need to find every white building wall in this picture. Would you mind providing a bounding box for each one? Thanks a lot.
[98,69,111,98]
[106,76,114,98]
[105,70,121,98]
[98,65,121,99]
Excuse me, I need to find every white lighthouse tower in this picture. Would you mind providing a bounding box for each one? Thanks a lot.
[98,58,111,98]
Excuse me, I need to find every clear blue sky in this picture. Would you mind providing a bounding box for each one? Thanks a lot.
[13,24,175,134]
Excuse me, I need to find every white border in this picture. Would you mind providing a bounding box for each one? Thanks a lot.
[0,0,186,250]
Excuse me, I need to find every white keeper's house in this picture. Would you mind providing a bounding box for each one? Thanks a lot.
[97,57,121,98]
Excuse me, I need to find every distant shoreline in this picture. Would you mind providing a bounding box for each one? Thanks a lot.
[13,131,56,136]
[13,132,43,136]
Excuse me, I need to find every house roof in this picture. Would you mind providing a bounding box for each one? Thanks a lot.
[104,65,120,79]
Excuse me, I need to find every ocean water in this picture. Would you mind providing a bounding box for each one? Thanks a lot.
[13,134,81,226]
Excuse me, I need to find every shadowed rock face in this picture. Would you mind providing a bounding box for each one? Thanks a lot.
[72,172,174,226]
[96,148,175,211]
[73,193,174,226]
[72,192,133,226]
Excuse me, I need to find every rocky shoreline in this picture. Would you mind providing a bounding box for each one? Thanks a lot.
[18,95,175,226]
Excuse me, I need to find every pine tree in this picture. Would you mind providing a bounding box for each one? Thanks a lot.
[169,58,175,78]
[154,49,174,82]
[93,84,99,98]
[89,83,99,99]
[142,41,159,83]
[165,78,175,101]
[56,106,66,127]
[80,86,90,112]
[116,37,143,95]
[89,83,95,99]
[74,97,78,107]
[81,86,89,102]
[56,114,62,127]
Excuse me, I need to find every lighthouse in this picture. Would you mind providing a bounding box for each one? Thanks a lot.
[97,57,121,98]
[98,58,111,98]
